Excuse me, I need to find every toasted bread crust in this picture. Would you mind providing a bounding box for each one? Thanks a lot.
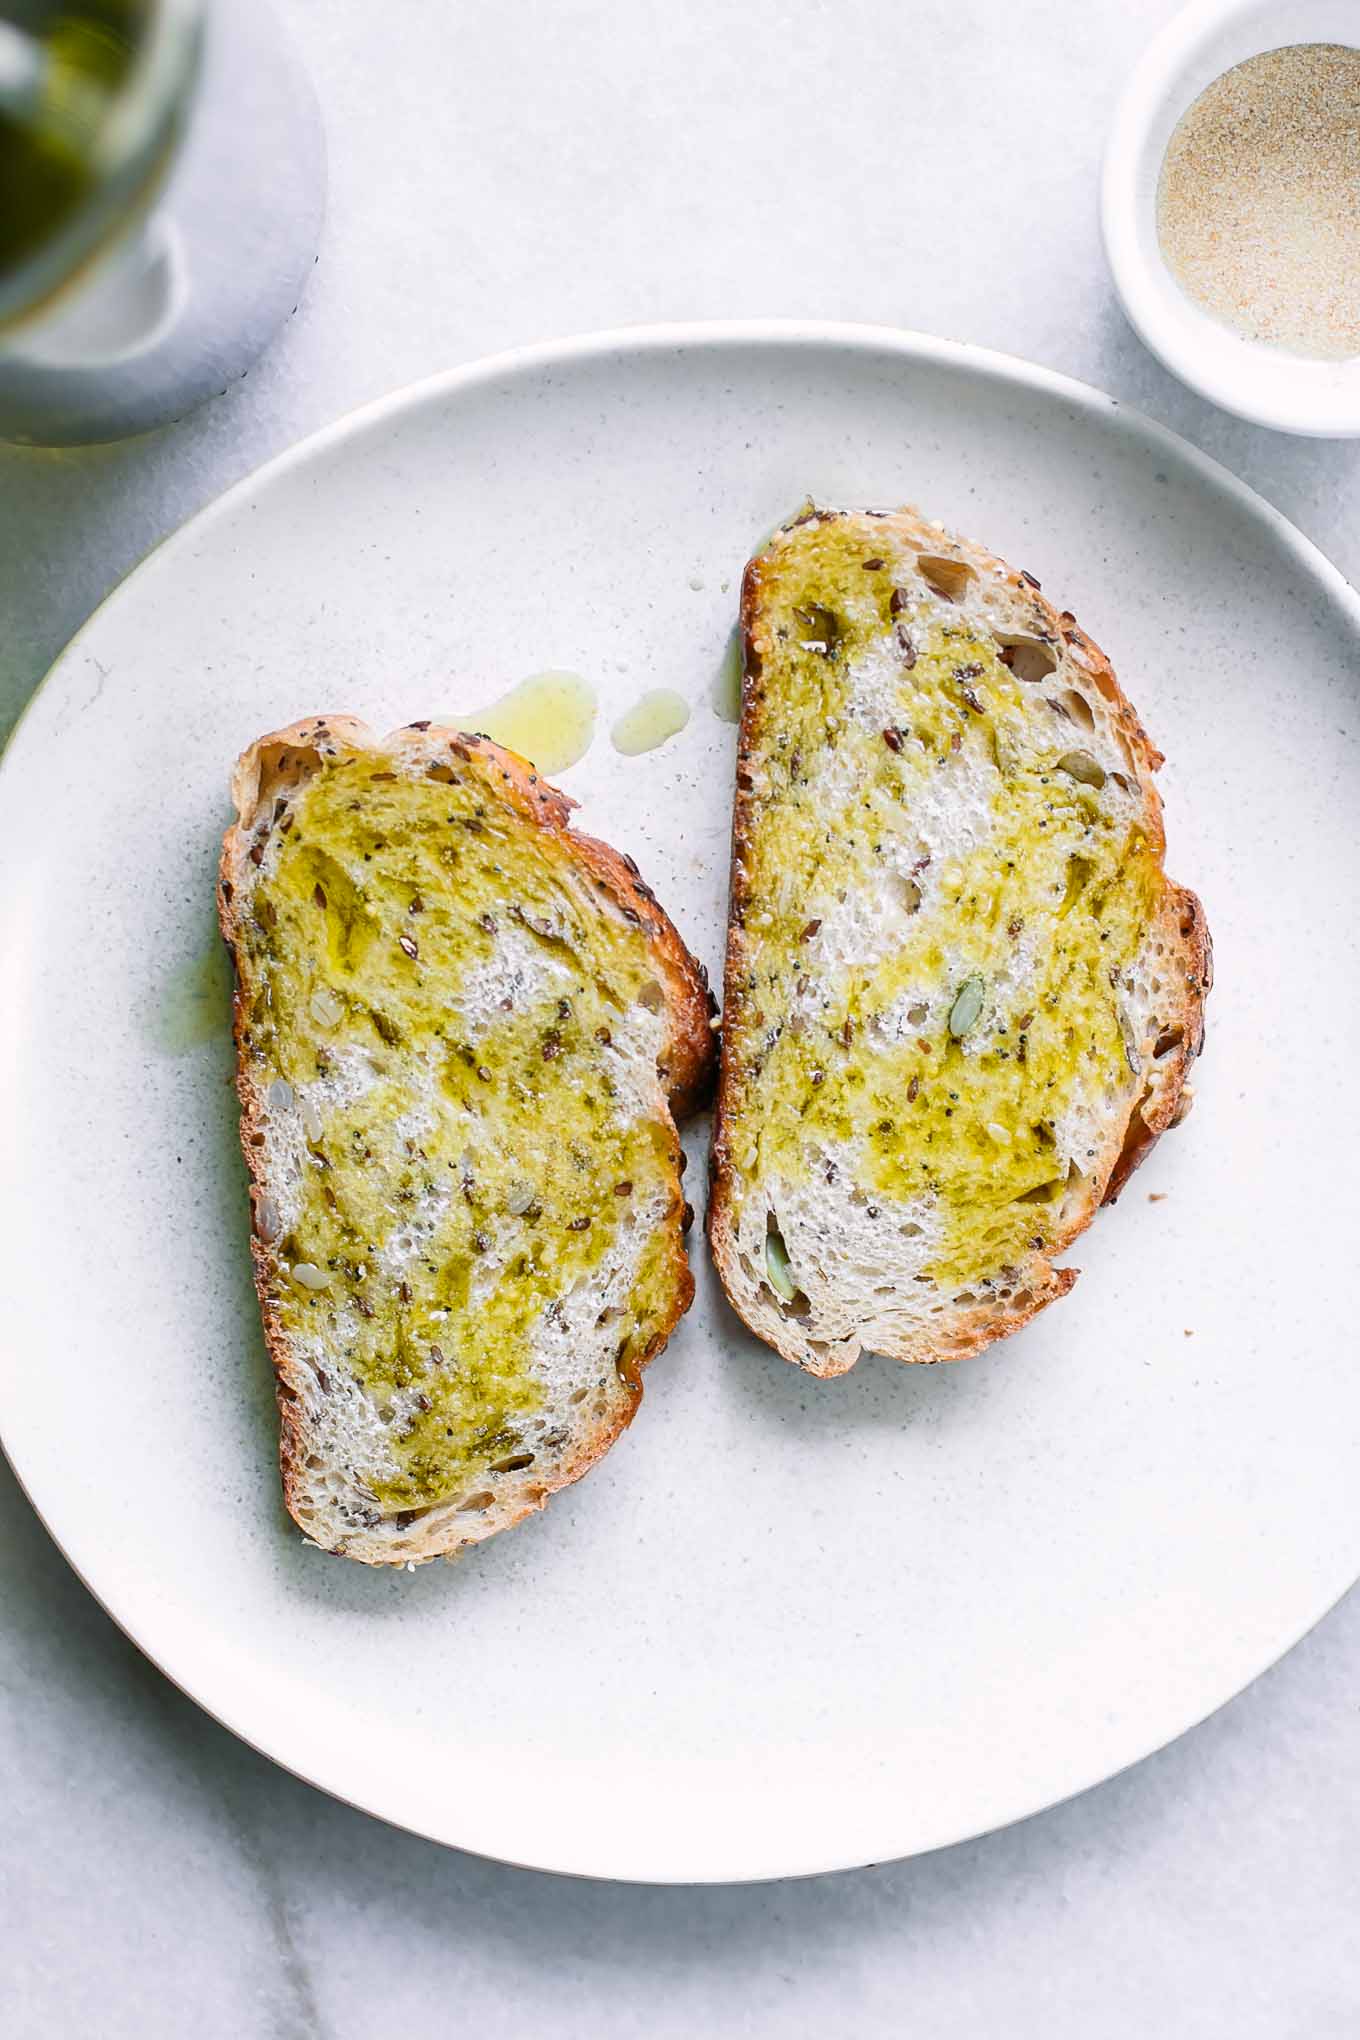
[220,717,715,1562]
[708,508,1211,1376]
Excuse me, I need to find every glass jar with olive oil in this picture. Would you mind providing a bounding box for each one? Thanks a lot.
[0,0,324,444]
[0,1,201,332]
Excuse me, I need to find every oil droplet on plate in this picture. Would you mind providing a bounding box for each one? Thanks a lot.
[610,689,691,757]
[710,630,742,724]
[156,942,233,1054]
[454,671,597,775]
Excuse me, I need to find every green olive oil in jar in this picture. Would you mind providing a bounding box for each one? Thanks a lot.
[0,2,158,320]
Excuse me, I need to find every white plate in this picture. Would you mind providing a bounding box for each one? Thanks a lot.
[2,323,1358,1884]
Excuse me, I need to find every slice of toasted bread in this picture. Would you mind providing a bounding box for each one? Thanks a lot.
[708,507,1211,1376]
[220,717,715,1564]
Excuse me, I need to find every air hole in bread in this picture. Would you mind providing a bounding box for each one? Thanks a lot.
[1114,1100,1153,1173]
[1055,687,1095,731]
[1154,1025,1184,1059]
[997,634,1058,683]
[489,1451,535,1473]
[899,877,923,916]
[262,745,319,799]
[569,1386,590,1404]
[906,1003,928,1027]
[792,601,845,655]
[1110,771,1136,796]
[457,1491,495,1513]
[638,979,665,1013]
[916,554,975,604]
[901,1220,923,1237]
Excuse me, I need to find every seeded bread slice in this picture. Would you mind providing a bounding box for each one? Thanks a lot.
[220,716,716,1564]
[708,507,1211,1377]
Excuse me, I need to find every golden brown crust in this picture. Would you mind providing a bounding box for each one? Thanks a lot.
[707,506,1211,1375]
[219,717,714,1563]
[1103,882,1212,1204]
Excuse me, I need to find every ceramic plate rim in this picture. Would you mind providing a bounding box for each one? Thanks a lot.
[3,320,1359,1884]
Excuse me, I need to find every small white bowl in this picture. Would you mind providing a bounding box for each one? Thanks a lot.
[1102,0,1360,435]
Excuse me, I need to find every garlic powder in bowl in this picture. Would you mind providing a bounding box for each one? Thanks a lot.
[1103,2,1360,434]
[1157,43,1360,361]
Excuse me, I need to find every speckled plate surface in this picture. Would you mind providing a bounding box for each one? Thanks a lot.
[2,324,1358,1883]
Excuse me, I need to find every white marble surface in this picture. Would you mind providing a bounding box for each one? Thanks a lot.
[2,0,1358,2029]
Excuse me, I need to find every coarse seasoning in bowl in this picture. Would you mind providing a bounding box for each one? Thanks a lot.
[1103,0,1360,435]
